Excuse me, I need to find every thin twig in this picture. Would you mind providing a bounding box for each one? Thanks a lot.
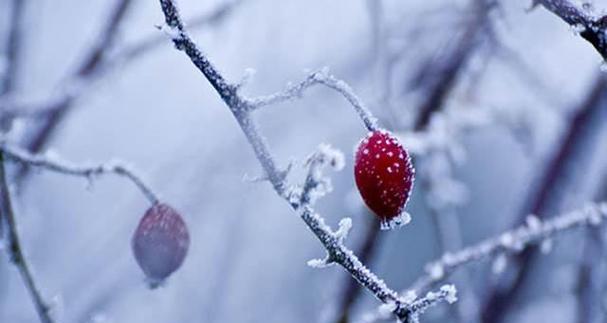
[0,144,159,204]
[0,152,54,323]
[245,68,378,131]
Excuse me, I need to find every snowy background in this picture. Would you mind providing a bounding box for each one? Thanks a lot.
[1,0,607,323]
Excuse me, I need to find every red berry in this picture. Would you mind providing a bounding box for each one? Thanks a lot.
[132,203,190,287]
[354,130,415,230]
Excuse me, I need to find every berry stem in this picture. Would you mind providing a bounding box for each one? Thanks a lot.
[0,143,160,205]
[245,69,380,131]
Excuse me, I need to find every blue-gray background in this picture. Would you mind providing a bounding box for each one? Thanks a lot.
[0,0,606,322]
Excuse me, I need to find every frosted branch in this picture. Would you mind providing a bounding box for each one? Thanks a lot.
[156,0,436,321]
[0,152,55,323]
[409,202,607,293]
[360,202,607,323]
[534,0,607,59]
[0,144,159,204]
[245,68,379,131]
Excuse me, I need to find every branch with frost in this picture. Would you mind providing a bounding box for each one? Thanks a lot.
[410,202,607,293]
[156,0,454,321]
[0,4,55,323]
[359,202,607,323]
[0,143,159,204]
[0,152,54,323]
[533,0,607,59]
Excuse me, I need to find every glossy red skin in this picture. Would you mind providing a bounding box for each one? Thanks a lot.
[132,203,190,284]
[354,130,414,220]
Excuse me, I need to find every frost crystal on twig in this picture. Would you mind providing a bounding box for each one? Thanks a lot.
[296,144,345,207]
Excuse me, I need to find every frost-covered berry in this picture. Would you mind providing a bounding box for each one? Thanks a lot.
[354,130,415,230]
[132,203,190,287]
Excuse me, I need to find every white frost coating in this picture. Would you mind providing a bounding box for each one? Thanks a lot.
[306,257,333,268]
[317,143,345,171]
[400,290,418,304]
[378,301,398,317]
[298,144,345,207]
[526,215,542,233]
[156,23,182,40]
[426,263,445,280]
[440,285,458,304]
[385,284,459,323]
[335,217,353,243]
[571,23,586,35]
[379,211,411,230]
[236,67,257,88]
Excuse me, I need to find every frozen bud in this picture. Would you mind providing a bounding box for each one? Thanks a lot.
[132,203,190,288]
